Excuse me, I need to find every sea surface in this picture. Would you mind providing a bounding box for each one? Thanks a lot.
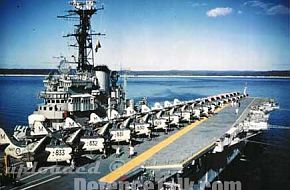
[0,76,290,189]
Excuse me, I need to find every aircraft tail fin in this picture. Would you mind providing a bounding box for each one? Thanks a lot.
[98,123,110,136]
[121,117,131,129]
[64,117,81,129]
[0,128,12,145]
[141,105,151,113]
[26,136,48,153]
[89,113,103,124]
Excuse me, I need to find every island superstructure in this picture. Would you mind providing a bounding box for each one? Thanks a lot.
[33,0,126,131]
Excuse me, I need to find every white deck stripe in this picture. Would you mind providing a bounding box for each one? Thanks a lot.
[10,174,60,190]
[21,176,61,190]
[20,166,56,181]
[232,98,255,127]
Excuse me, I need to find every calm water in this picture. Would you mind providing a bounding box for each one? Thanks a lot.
[0,76,290,189]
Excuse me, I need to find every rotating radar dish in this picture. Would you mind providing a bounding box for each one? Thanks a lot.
[58,59,71,75]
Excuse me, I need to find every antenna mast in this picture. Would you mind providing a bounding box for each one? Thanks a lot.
[58,0,104,71]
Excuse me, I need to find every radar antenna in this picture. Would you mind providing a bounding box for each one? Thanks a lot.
[58,0,105,71]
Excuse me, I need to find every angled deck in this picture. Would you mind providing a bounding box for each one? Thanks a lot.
[144,97,255,169]
[99,97,255,183]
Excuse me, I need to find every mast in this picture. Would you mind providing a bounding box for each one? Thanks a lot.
[58,0,104,71]
[123,70,127,102]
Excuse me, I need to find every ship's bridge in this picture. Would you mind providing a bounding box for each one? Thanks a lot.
[37,91,70,120]
[54,78,94,91]
[39,91,70,100]
[43,75,95,91]
[67,93,97,112]
[70,79,93,87]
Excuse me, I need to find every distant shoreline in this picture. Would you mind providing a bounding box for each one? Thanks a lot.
[0,74,48,77]
[1,74,290,79]
[127,75,290,79]
[1,69,290,78]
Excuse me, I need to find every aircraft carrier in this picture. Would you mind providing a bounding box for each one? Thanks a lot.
[0,1,279,190]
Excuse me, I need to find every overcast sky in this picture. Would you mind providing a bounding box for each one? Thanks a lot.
[0,0,289,70]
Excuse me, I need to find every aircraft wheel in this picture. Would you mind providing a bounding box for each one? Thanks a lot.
[147,133,152,141]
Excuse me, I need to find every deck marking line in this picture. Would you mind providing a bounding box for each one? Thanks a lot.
[181,99,254,166]
[10,173,58,190]
[20,175,61,190]
[181,142,216,166]
[232,98,255,127]
[20,165,56,181]
[144,141,216,169]
[145,164,184,170]
[99,105,228,183]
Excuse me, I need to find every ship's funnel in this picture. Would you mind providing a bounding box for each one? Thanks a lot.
[94,65,110,94]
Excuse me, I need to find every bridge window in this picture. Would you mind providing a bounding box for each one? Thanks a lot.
[49,107,53,111]
[52,100,55,103]
[56,100,60,103]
